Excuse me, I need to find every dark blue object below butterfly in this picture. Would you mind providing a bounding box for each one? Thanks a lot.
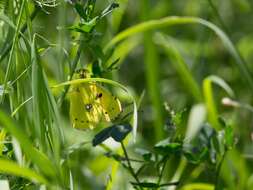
[92,124,132,146]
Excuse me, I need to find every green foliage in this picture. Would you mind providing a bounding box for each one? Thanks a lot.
[0,0,252,190]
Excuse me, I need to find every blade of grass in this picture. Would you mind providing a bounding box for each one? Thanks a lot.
[0,110,56,179]
[111,0,128,33]
[31,36,64,184]
[0,129,6,156]
[57,1,67,81]
[104,16,253,91]
[155,33,202,102]
[203,75,234,129]
[0,159,48,184]
[141,0,163,140]
[105,36,141,68]
[31,37,48,150]
[185,103,206,141]
[1,0,25,103]
[0,5,39,63]
[181,183,214,190]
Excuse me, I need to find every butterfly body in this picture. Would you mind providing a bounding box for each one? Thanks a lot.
[69,71,122,130]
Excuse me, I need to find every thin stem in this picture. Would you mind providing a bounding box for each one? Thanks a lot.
[130,181,179,188]
[11,96,33,116]
[120,142,143,190]
[215,151,227,190]
[157,156,168,185]
[107,154,145,163]
[159,181,179,187]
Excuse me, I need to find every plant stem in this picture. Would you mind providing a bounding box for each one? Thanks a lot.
[215,151,227,190]
[120,142,143,190]
[157,156,168,185]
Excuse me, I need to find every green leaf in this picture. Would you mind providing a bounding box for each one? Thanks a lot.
[69,17,98,33]
[218,117,226,128]
[74,3,86,19]
[183,146,208,164]
[100,3,119,18]
[135,148,153,161]
[0,159,48,184]
[154,138,182,155]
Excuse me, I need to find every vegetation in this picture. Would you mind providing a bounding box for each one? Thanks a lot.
[0,0,253,189]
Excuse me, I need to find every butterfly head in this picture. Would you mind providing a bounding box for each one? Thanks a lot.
[74,69,91,79]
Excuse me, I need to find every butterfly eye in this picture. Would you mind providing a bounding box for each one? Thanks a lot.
[85,104,93,111]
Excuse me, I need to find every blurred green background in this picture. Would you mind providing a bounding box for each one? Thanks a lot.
[0,0,253,189]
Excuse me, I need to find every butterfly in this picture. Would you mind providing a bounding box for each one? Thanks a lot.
[69,69,122,130]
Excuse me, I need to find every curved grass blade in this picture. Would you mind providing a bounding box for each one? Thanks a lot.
[203,75,235,130]
[104,16,253,91]
[155,32,202,102]
[0,159,48,184]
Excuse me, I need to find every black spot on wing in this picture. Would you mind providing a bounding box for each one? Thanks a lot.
[95,93,103,100]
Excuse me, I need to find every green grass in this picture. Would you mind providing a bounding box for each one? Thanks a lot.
[0,0,253,189]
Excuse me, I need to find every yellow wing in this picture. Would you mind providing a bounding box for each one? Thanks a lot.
[90,84,122,121]
[69,83,99,129]
[69,82,122,130]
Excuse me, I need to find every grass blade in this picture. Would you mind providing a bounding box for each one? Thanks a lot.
[155,33,202,102]
[105,16,253,91]
[0,109,56,179]
[0,159,48,184]
[203,75,234,129]
[141,0,163,140]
